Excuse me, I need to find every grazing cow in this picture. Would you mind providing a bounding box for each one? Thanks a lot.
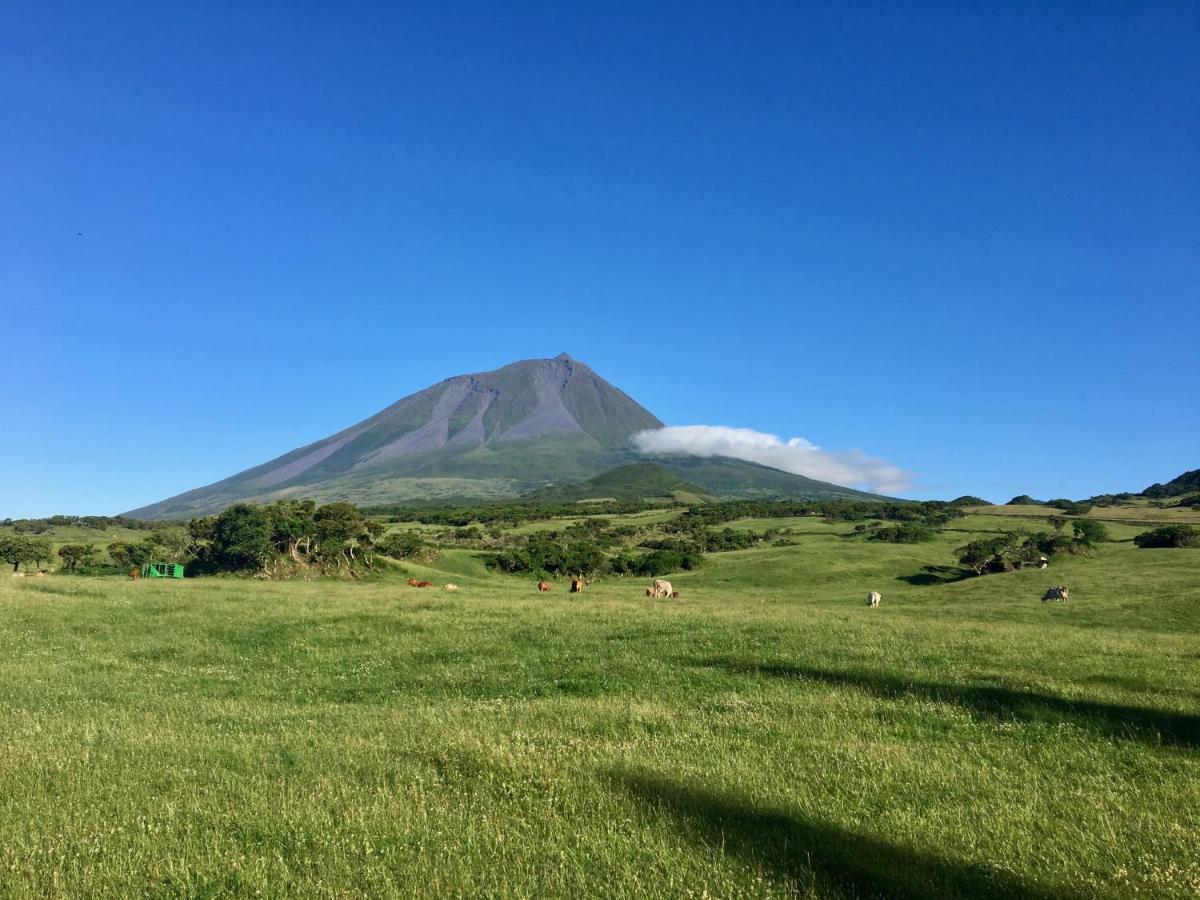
[1037,557,1049,570]
[570,578,585,594]
[645,588,654,597]
[670,591,680,598]
[444,583,459,591]
[866,591,882,607]
[407,578,434,588]
[538,580,551,592]
[1042,585,1069,602]
[652,579,673,599]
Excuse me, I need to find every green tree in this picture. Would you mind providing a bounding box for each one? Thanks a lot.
[23,538,52,572]
[1071,519,1109,546]
[955,534,1020,576]
[0,534,34,572]
[264,500,317,560]
[186,516,216,558]
[210,504,274,571]
[379,531,426,560]
[112,539,158,571]
[58,543,98,573]
[314,502,366,567]
[107,541,134,570]
[148,527,189,562]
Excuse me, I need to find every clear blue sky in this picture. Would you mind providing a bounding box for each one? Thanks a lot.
[3,1,1197,517]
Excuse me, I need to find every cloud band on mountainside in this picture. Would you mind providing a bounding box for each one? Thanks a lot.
[631,425,914,495]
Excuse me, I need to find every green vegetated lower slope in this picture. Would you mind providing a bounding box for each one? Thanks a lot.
[523,462,714,503]
[523,459,887,505]
[656,456,884,501]
[1,508,1197,897]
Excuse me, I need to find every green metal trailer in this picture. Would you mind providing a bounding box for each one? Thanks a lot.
[141,562,184,579]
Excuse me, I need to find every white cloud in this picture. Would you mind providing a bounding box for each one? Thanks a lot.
[631,425,914,495]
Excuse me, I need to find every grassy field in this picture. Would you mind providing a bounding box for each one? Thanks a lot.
[969,503,1200,526]
[1,511,1197,898]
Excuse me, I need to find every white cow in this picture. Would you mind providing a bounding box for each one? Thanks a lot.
[652,579,674,599]
[866,591,882,607]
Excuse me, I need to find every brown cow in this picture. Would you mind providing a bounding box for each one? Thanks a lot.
[538,580,551,592]
[407,578,433,588]
[570,578,585,594]
[130,568,140,580]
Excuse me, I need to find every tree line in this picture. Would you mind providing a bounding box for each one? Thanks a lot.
[1,515,156,535]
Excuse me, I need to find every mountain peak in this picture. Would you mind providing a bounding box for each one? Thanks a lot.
[126,354,663,518]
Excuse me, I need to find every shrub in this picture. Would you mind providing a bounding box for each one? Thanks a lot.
[1133,525,1200,549]
[869,523,936,543]
[379,532,427,559]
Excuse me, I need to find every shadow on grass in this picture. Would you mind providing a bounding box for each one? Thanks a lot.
[607,771,1070,899]
[693,660,1200,750]
[895,564,974,586]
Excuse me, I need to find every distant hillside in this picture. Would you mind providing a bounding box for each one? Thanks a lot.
[1143,469,1200,498]
[527,457,887,505]
[524,462,713,504]
[656,456,886,501]
[1085,468,1200,507]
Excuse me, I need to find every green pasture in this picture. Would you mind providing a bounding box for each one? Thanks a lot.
[0,510,1196,898]
[971,503,1200,526]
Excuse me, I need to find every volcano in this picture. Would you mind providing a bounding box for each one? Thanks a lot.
[125,353,883,518]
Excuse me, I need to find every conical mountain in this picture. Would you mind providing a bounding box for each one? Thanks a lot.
[127,354,664,518]
[126,353,887,519]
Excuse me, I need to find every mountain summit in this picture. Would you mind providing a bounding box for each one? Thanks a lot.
[126,354,882,519]
[128,355,661,518]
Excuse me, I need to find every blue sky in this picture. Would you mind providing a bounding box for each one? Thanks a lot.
[2,1,1197,517]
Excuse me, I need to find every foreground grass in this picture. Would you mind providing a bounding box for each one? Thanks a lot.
[0,516,1197,898]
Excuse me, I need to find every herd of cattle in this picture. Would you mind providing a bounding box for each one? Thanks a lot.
[404,577,1070,603]
[404,575,681,598]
